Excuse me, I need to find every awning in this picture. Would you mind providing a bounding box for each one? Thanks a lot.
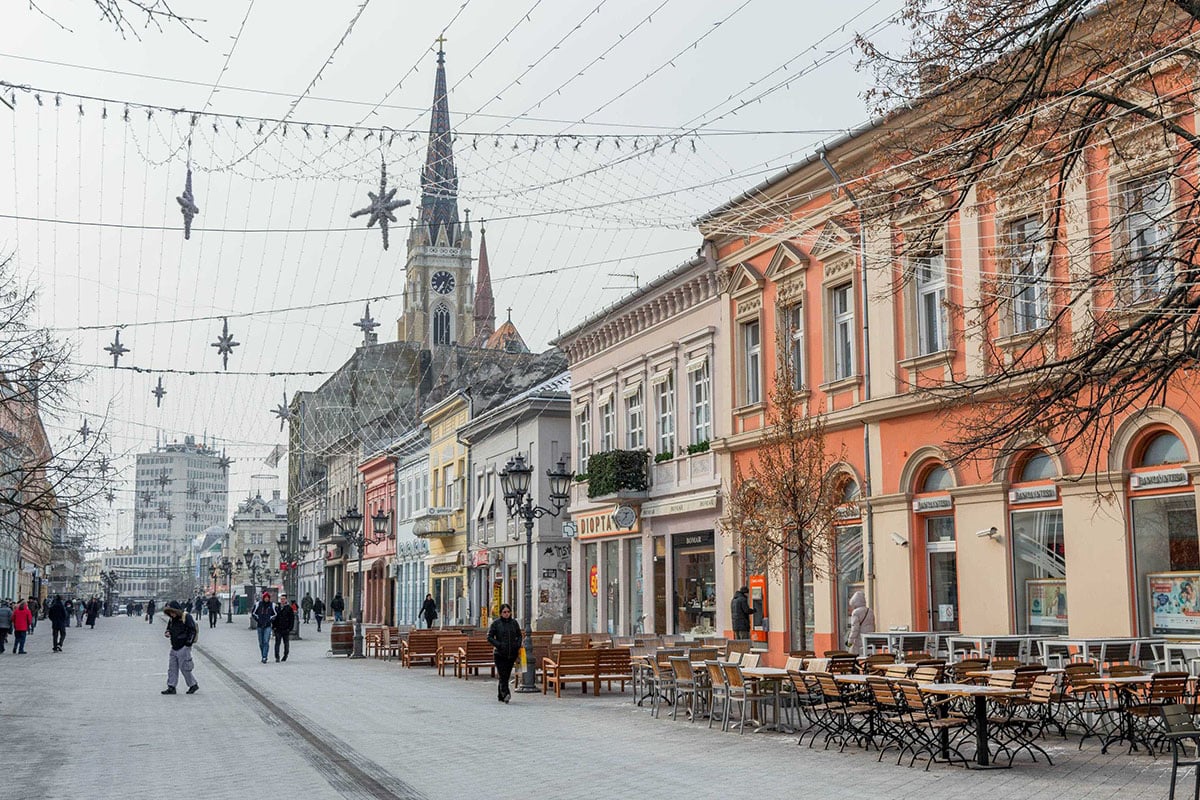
[621,383,641,399]
[649,370,671,386]
[686,356,708,373]
[596,390,613,407]
[348,557,389,574]
[428,551,462,567]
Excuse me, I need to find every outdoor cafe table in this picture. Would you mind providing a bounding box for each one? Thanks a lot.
[945,635,1039,662]
[831,673,870,684]
[742,666,792,733]
[1084,675,1154,754]
[920,683,1028,768]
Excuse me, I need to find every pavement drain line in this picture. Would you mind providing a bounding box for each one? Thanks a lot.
[195,645,427,800]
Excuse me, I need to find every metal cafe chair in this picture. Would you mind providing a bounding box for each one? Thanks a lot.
[1161,704,1200,800]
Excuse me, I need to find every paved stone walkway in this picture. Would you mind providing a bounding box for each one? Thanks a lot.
[0,615,1184,799]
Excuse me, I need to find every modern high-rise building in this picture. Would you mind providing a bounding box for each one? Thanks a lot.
[109,435,228,600]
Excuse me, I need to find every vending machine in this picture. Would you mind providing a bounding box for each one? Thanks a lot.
[749,574,768,643]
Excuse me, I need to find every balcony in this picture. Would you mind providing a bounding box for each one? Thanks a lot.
[581,449,650,502]
[650,449,718,492]
[413,507,458,538]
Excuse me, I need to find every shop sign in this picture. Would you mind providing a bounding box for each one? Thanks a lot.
[613,505,638,530]
[430,563,463,576]
[562,521,578,539]
[469,550,490,568]
[673,531,714,548]
[574,506,640,539]
[1148,572,1200,636]
[1009,485,1058,504]
[1131,468,1190,491]
[912,495,953,513]
[641,493,718,518]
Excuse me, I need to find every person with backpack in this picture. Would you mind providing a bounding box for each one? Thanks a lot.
[251,592,277,664]
[311,596,325,632]
[161,602,198,695]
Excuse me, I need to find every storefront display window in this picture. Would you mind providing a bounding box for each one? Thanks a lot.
[834,525,864,638]
[604,540,619,634]
[1011,508,1066,633]
[673,531,715,634]
[627,540,644,635]
[1134,493,1199,634]
[583,543,599,632]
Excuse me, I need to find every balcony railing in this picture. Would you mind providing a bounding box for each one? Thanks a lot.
[580,449,650,501]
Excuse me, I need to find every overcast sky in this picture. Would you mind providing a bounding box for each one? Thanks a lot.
[2,0,904,548]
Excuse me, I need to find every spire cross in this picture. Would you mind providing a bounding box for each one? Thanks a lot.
[435,34,448,51]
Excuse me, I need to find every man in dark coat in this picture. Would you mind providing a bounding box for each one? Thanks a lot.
[420,594,438,629]
[311,597,325,632]
[486,604,522,703]
[251,592,276,664]
[301,592,313,624]
[146,598,156,623]
[330,593,345,622]
[730,586,755,641]
[85,596,100,628]
[161,603,198,695]
[47,595,69,652]
[206,594,220,628]
[272,593,295,662]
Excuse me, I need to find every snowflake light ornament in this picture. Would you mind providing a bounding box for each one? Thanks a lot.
[177,167,200,240]
[152,377,166,407]
[350,157,410,250]
[211,318,240,370]
[271,393,296,432]
[104,329,129,367]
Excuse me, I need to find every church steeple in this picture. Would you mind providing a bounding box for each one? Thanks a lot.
[419,42,460,247]
[472,225,496,345]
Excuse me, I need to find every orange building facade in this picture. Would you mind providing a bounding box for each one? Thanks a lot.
[699,67,1200,663]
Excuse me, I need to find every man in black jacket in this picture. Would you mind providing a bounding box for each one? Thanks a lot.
[730,586,755,641]
[161,603,198,695]
[47,595,69,652]
[486,604,522,703]
[273,593,295,662]
[206,594,220,628]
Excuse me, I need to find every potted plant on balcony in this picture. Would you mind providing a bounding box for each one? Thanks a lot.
[585,449,650,500]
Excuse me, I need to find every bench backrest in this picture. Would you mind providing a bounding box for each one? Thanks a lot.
[597,647,631,671]
[405,631,442,652]
[555,649,598,667]
[462,640,494,658]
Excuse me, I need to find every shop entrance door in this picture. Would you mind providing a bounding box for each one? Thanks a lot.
[925,516,958,631]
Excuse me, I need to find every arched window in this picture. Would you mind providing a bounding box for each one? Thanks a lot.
[1018,452,1057,482]
[839,478,859,504]
[1139,431,1188,466]
[921,465,953,492]
[432,304,452,346]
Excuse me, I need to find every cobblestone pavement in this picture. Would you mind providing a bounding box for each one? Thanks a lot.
[0,615,1184,799]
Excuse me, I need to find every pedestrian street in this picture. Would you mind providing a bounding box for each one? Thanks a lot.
[0,614,1183,799]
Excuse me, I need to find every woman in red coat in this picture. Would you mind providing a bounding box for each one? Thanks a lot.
[11,600,32,654]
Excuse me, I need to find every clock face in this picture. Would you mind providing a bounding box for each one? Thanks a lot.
[431,271,455,294]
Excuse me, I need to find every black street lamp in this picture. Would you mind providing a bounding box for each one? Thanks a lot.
[333,507,392,659]
[100,570,119,617]
[277,528,311,641]
[499,455,573,693]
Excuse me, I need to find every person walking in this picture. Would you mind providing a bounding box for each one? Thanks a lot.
[301,592,313,624]
[845,590,876,656]
[330,593,345,622]
[160,603,199,695]
[11,600,32,654]
[273,593,295,662]
[27,596,39,633]
[193,596,203,618]
[47,595,69,652]
[486,604,522,703]
[206,594,220,628]
[0,600,11,653]
[421,593,438,629]
[85,596,100,628]
[74,598,85,627]
[251,592,276,664]
[730,586,755,641]
[146,598,156,623]
[312,596,325,632]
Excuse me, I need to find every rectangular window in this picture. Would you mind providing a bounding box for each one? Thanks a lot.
[784,304,805,390]
[600,399,615,452]
[832,283,855,380]
[1011,508,1066,634]
[741,319,761,405]
[1133,493,1199,635]
[915,253,948,355]
[1121,173,1173,303]
[655,373,675,456]
[689,361,712,444]
[1008,216,1049,333]
[576,408,591,472]
[624,387,644,450]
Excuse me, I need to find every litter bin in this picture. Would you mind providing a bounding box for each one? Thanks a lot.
[330,622,353,656]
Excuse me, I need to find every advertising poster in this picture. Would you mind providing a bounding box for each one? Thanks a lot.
[1026,579,1068,630]
[1148,572,1200,636]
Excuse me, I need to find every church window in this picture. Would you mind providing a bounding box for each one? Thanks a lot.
[433,304,452,346]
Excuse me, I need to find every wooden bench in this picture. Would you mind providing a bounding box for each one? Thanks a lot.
[401,630,442,668]
[542,648,599,697]
[436,634,469,676]
[376,627,401,661]
[457,639,497,679]
[596,647,632,692]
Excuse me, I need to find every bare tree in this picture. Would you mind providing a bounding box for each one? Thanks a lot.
[0,254,110,551]
[724,330,846,649]
[856,0,1200,470]
[27,0,204,39]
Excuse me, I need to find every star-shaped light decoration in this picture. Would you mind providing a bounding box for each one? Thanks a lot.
[177,167,200,240]
[141,490,153,505]
[157,502,167,515]
[152,377,166,407]
[354,302,380,345]
[211,317,240,370]
[186,484,198,499]
[97,455,110,476]
[78,418,91,442]
[203,494,212,506]
[157,473,171,489]
[271,392,296,432]
[165,512,175,523]
[217,451,232,473]
[104,329,129,367]
[350,157,410,250]
[104,490,115,505]
[191,510,200,521]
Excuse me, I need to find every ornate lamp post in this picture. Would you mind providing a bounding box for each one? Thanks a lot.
[499,455,573,693]
[100,570,119,616]
[334,507,390,659]
[277,528,311,641]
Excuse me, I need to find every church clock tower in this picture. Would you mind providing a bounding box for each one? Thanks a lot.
[398,44,476,348]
